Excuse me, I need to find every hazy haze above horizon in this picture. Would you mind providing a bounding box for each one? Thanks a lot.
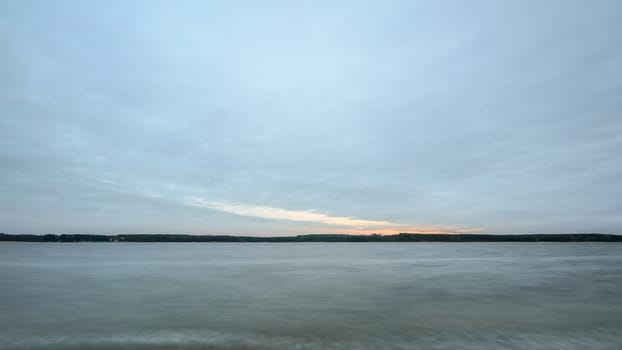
[1,0,621,235]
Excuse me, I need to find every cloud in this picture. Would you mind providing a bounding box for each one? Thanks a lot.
[179,196,480,234]
[182,196,396,228]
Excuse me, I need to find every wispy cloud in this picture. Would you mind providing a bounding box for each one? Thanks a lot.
[182,196,396,228]
[180,196,480,234]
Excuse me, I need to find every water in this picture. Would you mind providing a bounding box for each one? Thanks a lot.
[1,243,621,350]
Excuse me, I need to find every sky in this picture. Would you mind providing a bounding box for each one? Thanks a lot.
[1,0,621,235]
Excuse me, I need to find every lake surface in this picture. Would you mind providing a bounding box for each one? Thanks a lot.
[1,243,621,350]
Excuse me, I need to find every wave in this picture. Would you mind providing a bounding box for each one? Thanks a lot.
[3,329,621,350]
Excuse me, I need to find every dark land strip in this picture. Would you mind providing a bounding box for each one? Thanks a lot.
[1,233,621,242]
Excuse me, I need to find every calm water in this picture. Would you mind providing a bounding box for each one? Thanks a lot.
[1,243,621,350]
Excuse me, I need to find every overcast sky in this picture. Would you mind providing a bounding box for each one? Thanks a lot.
[1,0,621,235]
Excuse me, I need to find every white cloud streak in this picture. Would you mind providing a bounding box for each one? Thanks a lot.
[182,196,396,228]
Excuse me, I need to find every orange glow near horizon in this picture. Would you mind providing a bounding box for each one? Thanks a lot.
[298,227,482,236]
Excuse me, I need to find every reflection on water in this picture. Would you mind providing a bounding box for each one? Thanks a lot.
[1,243,621,349]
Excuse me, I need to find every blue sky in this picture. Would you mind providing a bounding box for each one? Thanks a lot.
[1,0,621,235]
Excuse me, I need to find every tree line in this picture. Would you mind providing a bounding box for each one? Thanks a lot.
[1,233,620,242]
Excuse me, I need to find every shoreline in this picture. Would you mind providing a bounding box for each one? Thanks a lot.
[2,233,621,243]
